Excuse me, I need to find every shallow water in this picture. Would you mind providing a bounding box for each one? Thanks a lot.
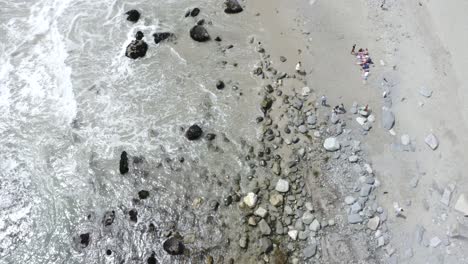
[0,0,263,262]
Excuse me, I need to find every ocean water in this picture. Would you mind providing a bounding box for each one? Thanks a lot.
[0,0,263,263]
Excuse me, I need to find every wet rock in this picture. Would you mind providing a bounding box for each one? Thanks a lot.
[259,238,273,253]
[323,137,340,151]
[216,80,225,90]
[185,125,203,140]
[135,31,144,40]
[163,237,185,255]
[138,190,150,199]
[424,133,438,150]
[224,0,243,14]
[190,25,210,42]
[258,219,271,235]
[129,209,138,222]
[153,32,175,44]
[125,40,148,59]
[382,109,395,130]
[147,252,157,264]
[102,210,115,226]
[275,179,289,193]
[419,86,433,98]
[120,151,129,174]
[79,233,90,248]
[126,10,140,22]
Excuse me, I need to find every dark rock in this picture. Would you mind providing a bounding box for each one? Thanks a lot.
[224,0,243,14]
[185,125,203,140]
[102,210,115,226]
[125,40,148,59]
[215,36,222,42]
[216,80,225,89]
[119,151,129,174]
[80,233,90,248]
[153,32,175,44]
[135,31,144,40]
[264,84,274,93]
[205,133,216,141]
[138,190,150,199]
[256,116,264,123]
[129,209,138,222]
[260,97,273,113]
[106,249,112,255]
[147,252,157,264]
[190,25,210,42]
[148,223,156,232]
[163,237,185,255]
[126,10,140,22]
[259,238,273,253]
[190,8,200,17]
[197,19,205,26]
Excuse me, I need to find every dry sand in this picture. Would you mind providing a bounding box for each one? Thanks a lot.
[250,0,468,262]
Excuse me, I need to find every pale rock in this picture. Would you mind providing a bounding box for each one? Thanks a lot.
[275,179,289,193]
[419,87,433,98]
[454,194,468,216]
[367,216,380,230]
[345,196,356,205]
[255,207,268,218]
[430,236,441,248]
[269,193,283,207]
[288,230,298,240]
[441,188,452,206]
[323,137,340,151]
[401,134,410,146]
[348,155,358,163]
[243,192,258,208]
[302,211,315,225]
[302,86,311,96]
[377,236,385,247]
[310,219,321,231]
[305,202,314,212]
[425,133,438,150]
[258,219,271,235]
[356,117,367,126]
[367,114,376,123]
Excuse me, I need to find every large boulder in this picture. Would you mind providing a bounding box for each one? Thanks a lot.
[382,109,395,130]
[153,32,175,44]
[189,25,210,42]
[119,151,129,174]
[125,40,148,59]
[163,237,185,255]
[185,125,203,140]
[125,10,140,22]
[224,0,243,14]
[323,137,340,151]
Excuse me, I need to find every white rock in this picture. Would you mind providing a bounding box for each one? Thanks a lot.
[323,137,340,151]
[309,219,321,232]
[380,59,386,66]
[419,87,433,98]
[348,155,358,163]
[302,86,311,96]
[367,114,376,123]
[454,194,468,216]
[305,202,314,212]
[401,134,410,146]
[441,188,452,206]
[356,117,367,126]
[430,236,441,248]
[288,230,299,240]
[255,207,268,218]
[425,133,438,150]
[375,230,382,238]
[275,179,290,193]
[364,163,373,174]
[345,196,356,205]
[243,192,258,208]
[367,216,380,231]
[377,236,385,247]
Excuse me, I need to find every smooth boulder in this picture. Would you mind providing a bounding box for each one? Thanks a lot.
[125,40,148,59]
[224,0,243,14]
[163,237,185,255]
[185,125,203,140]
[189,25,210,42]
[153,32,175,44]
[323,137,340,151]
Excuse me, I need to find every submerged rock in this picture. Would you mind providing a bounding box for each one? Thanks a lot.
[138,190,150,199]
[153,32,175,44]
[190,8,200,17]
[163,237,185,255]
[129,209,138,222]
[185,125,203,140]
[135,31,144,40]
[147,252,157,264]
[120,151,129,174]
[190,25,210,42]
[224,0,243,14]
[79,233,90,248]
[125,40,148,59]
[126,10,140,22]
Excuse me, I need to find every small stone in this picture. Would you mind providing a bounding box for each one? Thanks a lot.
[441,188,452,206]
[303,243,317,259]
[119,151,129,174]
[269,194,283,207]
[348,155,358,163]
[298,125,308,134]
[430,236,441,248]
[190,25,210,42]
[138,190,150,199]
[255,207,268,218]
[401,134,410,146]
[309,219,321,231]
[224,0,243,14]
[360,184,372,197]
[248,217,257,226]
[305,202,314,212]
[259,238,273,253]
[350,202,362,213]
[348,214,363,224]
[275,179,289,193]
[425,133,438,150]
[302,211,314,225]
[163,237,185,255]
[454,194,468,215]
[307,115,317,125]
[367,114,376,123]
[239,236,248,248]
[323,137,340,151]
[216,80,225,90]
[367,216,380,230]
[419,86,433,98]
[345,196,356,205]
[288,230,298,240]
[302,86,311,96]
[243,192,258,208]
[328,219,335,226]
[258,219,271,235]
[280,56,287,62]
